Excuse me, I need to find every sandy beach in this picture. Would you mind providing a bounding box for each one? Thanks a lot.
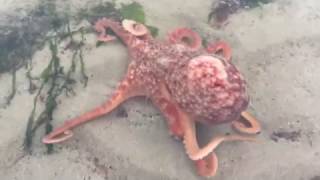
[1,0,320,179]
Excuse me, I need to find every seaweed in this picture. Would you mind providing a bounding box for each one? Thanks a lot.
[270,129,302,142]
[119,2,146,24]
[5,68,17,105]
[0,0,92,104]
[0,0,70,106]
[77,1,158,37]
[245,0,271,7]
[78,28,89,87]
[0,0,66,74]
[76,1,122,24]
[78,1,146,24]
[146,25,159,37]
[0,0,158,75]
[119,2,159,37]
[23,10,89,152]
[24,31,88,153]
[24,39,61,153]
[208,0,272,27]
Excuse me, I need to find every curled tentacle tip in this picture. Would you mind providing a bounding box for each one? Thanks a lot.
[122,19,148,36]
[94,19,107,32]
[206,41,232,62]
[195,153,218,177]
[232,111,262,135]
[42,130,74,144]
[168,28,202,51]
[94,19,117,42]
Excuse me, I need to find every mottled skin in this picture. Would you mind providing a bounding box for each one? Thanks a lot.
[42,18,261,177]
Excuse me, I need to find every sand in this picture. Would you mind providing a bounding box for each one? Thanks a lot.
[1,0,320,179]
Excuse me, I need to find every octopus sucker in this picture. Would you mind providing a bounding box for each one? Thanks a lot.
[42,18,261,177]
[167,28,202,51]
[94,18,117,42]
[206,41,232,62]
[42,130,73,144]
[122,19,148,37]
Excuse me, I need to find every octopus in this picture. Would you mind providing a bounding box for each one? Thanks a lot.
[42,18,261,177]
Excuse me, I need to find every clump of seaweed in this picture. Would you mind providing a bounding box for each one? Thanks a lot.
[0,0,69,74]
[24,26,88,153]
[120,2,146,23]
[4,68,17,105]
[77,1,122,24]
[22,1,90,153]
[208,0,272,27]
[1,0,74,104]
[0,0,157,74]
[119,2,158,37]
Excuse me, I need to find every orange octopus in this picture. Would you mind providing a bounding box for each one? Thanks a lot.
[42,18,261,177]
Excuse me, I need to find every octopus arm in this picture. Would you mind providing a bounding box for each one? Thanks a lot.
[42,65,146,144]
[151,82,219,177]
[95,18,135,47]
[232,111,261,134]
[206,41,232,62]
[195,153,218,177]
[151,82,184,138]
[181,113,256,161]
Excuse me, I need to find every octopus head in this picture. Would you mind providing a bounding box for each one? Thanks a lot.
[178,55,249,124]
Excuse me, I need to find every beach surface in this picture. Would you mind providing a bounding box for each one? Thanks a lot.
[0,0,320,179]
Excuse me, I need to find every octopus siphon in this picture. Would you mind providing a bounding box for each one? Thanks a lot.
[42,18,261,177]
